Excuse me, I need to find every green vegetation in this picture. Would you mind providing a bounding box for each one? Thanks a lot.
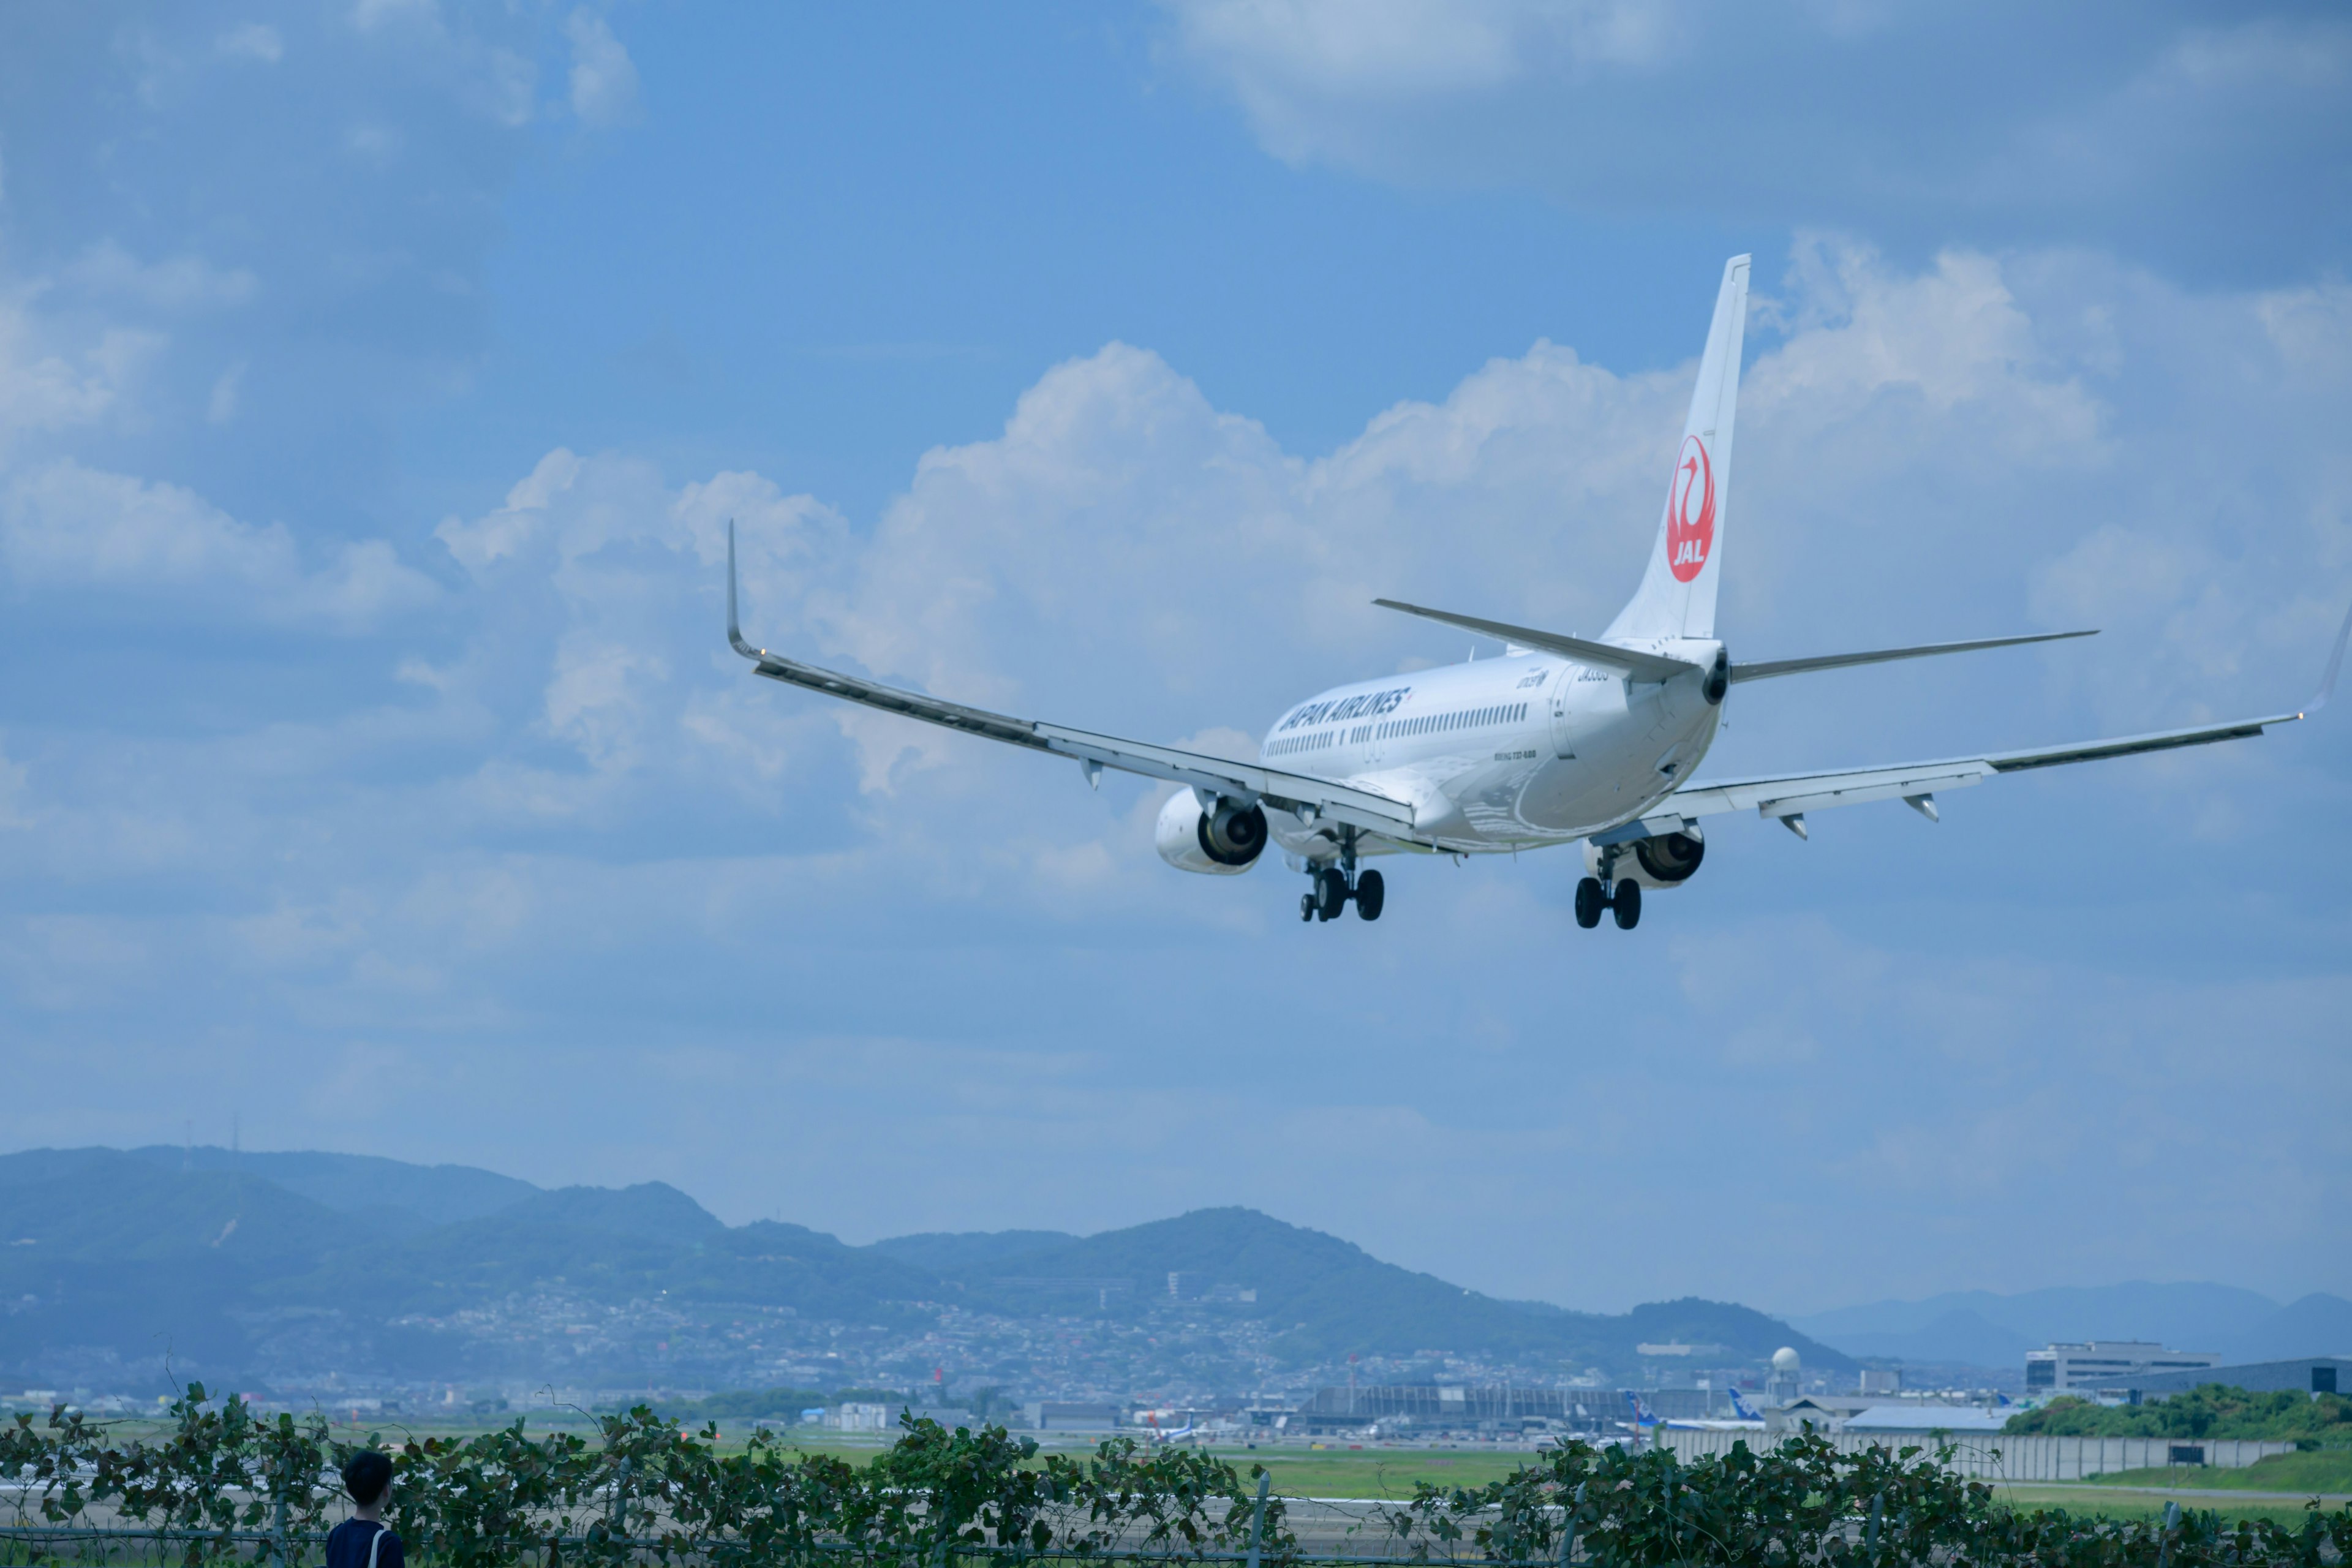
[2006,1385,2352,1441]
[6,1387,2351,1565]
[2079,1449,2352,1495]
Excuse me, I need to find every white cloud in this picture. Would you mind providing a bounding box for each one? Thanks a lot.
[206,361,246,424]
[216,24,284,64]
[0,740,31,831]
[0,461,438,631]
[564,11,640,127]
[62,242,257,312]
[351,0,439,34]
[5,240,2348,1305]
[1158,1,2352,276]
[0,287,158,437]
[1174,0,1672,111]
[382,239,2352,896]
[347,0,537,127]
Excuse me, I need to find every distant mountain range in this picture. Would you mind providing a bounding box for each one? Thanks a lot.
[1789,1283,2352,1369]
[0,1146,1849,1395]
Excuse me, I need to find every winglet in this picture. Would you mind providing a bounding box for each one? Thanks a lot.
[726,519,763,660]
[2307,597,2352,717]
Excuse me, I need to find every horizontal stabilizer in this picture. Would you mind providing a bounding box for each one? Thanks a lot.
[1730,628,2096,684]
[1373,599,1702,682]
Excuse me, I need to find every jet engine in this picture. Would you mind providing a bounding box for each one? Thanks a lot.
[1155,791,1268,875]
[1583,825,1706,889]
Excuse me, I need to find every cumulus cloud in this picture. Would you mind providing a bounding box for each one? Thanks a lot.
[0,288,159,437]
[398,239,2350,846]
[0,461,438,631]
[564,10,640,126]
[347,0,537,127]
[5,241,2348,1302]
[1159,0,2352,279]
[215,23,283,64]
[206,361,246,424]
[61,243,258,312]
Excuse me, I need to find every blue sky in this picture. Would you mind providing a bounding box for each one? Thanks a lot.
[1,1,2346,1317]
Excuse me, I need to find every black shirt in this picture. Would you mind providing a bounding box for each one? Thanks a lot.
[326,1520,404,1568]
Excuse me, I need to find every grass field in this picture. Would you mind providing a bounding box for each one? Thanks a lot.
[2078,1449,2352,1496]
[1195,1447,1534,1499]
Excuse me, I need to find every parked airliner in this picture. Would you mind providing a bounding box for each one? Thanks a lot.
[728,255,2348,929]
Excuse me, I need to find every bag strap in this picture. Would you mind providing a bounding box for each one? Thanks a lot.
[365,1523,387,1568]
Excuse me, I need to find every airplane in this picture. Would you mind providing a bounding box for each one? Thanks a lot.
[1621,1390,1766,1434]
[726,255,2351,930]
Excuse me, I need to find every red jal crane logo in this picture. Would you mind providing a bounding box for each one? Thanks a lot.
[1665,434,1714,584]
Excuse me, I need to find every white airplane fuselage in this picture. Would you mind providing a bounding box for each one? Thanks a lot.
[1259,638,1725,858]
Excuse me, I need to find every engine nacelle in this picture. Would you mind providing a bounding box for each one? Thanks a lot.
[1583,826,1706,889]
[1155,791,1268,876]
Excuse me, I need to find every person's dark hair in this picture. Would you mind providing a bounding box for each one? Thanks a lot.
[342,1450,393,1508]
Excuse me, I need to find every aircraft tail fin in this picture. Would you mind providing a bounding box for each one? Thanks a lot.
[1607,255,1751,643]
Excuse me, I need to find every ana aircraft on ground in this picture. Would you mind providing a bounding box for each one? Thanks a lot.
[728,256,2348,929]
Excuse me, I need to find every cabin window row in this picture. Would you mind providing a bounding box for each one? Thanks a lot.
[1377,701,1528,741]
[1268,701,1529,756]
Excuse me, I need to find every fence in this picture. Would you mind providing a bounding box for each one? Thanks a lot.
[1654,1429,2301,1482]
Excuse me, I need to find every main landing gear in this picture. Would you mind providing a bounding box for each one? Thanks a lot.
[1574,875,1640,930]
[1299,832,1384,923]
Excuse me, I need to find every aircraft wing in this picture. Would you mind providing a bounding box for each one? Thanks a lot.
[1668,710,2309,831]
[726,526,1417,839]
[1670,599,2350,831]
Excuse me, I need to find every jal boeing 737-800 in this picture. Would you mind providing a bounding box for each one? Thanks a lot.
[727,255,2348,929]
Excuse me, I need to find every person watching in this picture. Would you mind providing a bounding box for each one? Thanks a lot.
[328,1451,404,1568]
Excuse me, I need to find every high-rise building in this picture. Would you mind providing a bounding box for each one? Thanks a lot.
[2025,1342,2221,1395]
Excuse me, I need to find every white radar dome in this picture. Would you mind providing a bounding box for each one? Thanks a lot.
[1771,1347,1801,1372]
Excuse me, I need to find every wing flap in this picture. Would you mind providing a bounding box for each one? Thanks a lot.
[1671,762,1994,820]
[1673,711,2310,824]
[1371,598,1701,682]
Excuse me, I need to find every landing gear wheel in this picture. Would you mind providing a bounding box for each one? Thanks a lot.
[1354,869,1385,921]
[1300,892,1316,923]
[1612,879,1642,930]
[1574,877,1605,929]
[1314,867,1349,922]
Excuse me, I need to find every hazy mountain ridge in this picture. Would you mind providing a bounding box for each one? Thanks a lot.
[124,1147,538,1231]
[1790,1283,2352,1367]
[0,1146,1896,1390]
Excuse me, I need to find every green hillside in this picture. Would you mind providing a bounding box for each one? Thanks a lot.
[0,1148,1845,1390]
[125,1146,538,1229]
[950,1208,1853,1371]
[869,1230,1079,1270]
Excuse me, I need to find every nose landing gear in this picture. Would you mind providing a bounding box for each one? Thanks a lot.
[1298,832,1385,923]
